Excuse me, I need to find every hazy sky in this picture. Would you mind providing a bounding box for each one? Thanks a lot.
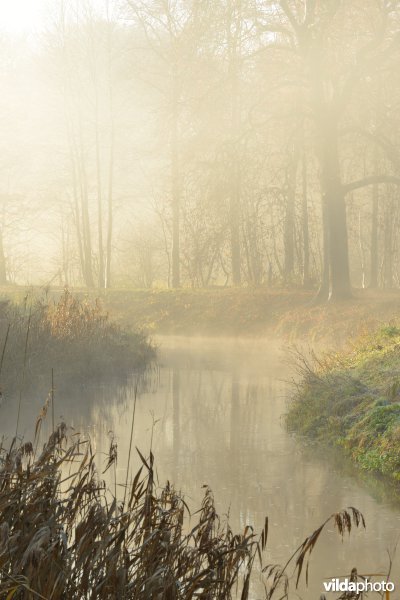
[0,1,118,36]
[0,0,47,33]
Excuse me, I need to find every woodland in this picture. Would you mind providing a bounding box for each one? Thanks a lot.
[1,1,400,302]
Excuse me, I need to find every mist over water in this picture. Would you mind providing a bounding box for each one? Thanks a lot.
[3,335,400,598]
[1,0,400,596]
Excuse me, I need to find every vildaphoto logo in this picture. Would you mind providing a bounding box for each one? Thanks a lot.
[323,572,395,598]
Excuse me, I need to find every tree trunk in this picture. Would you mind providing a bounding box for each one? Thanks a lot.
[105,137,114,289]
[105,14,114,289]
[230,168,241,286]
[370,181,379,288]
[284,149,298,282]
[370,140,379,289]
[306,28,351,302]
[0,228,7,285]
[78,116,94,288]
[95,123,105,289]
[318,115,352,301]
[301,146,311,288]
[383,195,393,288]
[171,69,180,289]
[228,1,241,286]
[314,191,330,302]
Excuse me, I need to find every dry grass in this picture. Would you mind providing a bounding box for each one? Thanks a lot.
[0,290,154,395]
[0,422,367,599]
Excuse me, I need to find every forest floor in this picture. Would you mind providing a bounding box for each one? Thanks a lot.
[2,285,400,345]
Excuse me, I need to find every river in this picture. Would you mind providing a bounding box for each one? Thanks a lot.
[2,335,400,598]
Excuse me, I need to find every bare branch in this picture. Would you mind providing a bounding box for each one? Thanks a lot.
[343,175,400,194]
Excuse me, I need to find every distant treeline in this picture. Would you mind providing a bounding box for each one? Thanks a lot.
[1,1,400,300]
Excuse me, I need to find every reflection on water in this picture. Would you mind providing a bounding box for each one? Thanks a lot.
[1,336,400,598]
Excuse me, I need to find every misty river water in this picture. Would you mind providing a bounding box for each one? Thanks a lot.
[2,336,400,598]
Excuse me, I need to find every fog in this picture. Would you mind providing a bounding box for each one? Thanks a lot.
[2,335,399,598]
[0,0,399,295]
[1,1,400,597]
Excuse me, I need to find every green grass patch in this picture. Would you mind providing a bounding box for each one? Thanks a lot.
[287,325,400,481]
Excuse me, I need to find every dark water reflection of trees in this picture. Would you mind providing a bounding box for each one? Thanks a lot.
[1,337,400,598]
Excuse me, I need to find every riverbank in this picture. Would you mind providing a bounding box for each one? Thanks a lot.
[287,325,400,482]
[3,285,400,344]
[104,288,400,344]
[0,290,154,396]
[0,308,396,596]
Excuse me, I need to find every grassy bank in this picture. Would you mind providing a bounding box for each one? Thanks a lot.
[2,285,400,342]
[287,325,400,482]
[69,287,400,344]
[102,287,312,336]
[0,290,154,396]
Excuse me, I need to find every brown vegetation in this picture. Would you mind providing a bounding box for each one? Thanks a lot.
[0,420,367,599]
[0,289,153,396]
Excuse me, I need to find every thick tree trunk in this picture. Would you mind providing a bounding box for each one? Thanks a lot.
[318,116,352,301]
[370,81,381,289]
[80,187,94,288]
[306,27,351,302]
[61,216,69,286]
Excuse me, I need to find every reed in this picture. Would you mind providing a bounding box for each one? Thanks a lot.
[0,423,366,599]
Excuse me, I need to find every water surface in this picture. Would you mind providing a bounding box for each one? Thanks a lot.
[2,336,400,598]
